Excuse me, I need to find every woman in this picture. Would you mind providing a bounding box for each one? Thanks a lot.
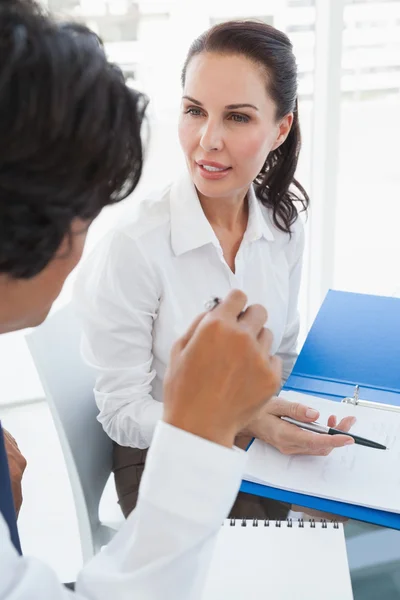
[75,21,353,519]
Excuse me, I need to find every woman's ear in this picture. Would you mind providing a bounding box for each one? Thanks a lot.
[271,113,294,151]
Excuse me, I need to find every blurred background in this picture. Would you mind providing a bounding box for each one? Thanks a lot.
[1,0,399,594]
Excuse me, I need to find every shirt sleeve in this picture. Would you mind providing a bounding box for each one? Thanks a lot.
[0,421,246,600]
[276,218,305,383]
[77,421,247,600]
[73,230,163,449]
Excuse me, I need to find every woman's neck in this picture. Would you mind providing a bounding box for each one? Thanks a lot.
[197,189,249,233]
[196,188,250,273]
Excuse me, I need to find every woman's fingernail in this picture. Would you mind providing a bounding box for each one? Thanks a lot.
[344,438,355,445]
[350,417,357,426]
[306,408,319,419]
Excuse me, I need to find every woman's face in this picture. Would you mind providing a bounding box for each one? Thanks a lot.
[178,52,292,200]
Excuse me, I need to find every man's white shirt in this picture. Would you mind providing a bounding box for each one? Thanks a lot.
[0,421,247,599]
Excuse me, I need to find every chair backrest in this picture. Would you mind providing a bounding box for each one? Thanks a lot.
[26,304,114,561]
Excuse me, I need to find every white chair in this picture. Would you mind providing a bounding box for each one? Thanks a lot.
[26,304,123,562]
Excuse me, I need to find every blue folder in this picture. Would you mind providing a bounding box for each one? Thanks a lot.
[240,290,400,529]
[0,423,22,553]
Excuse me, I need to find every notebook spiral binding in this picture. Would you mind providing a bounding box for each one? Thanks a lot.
[228,517,339,529]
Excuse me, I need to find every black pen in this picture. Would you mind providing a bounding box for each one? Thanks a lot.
[281,417,387,450]
[205,296,246,317]
[204,297,222,311]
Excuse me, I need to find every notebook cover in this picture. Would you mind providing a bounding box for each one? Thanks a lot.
[286,289,400,403]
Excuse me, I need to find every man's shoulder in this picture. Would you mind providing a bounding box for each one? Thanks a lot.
[118,183,173,243]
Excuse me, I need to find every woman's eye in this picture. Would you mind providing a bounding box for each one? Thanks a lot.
[230,113,250,124]
[185,107,203,117]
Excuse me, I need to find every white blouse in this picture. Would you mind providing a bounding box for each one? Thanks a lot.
[74,169,305,449]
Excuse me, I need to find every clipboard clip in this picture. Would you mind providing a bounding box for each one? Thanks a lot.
[342,385,400,413]
[342,384,361,407]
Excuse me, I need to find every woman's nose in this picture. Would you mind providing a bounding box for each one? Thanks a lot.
[200,120,224,152]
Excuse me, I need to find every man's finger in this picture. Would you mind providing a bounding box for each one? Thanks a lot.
[212,289,247,321]
[172,312,207,355]
[269,355,283,385]
[238,304,268,337]
[257,327,274,357]
[268,396,320,422]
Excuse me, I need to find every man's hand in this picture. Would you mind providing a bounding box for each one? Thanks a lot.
[163,290,282,448]
[240,396,356,456]
[3,429,27,516]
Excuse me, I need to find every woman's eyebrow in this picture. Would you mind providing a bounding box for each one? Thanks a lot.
[183,96,258,111]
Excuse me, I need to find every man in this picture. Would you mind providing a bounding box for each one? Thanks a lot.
[0,1,282,598]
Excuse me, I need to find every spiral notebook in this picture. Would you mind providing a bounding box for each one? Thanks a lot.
[201,519,352,599]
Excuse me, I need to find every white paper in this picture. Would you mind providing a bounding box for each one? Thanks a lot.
[244,391,400,513]
[201,520,353,600]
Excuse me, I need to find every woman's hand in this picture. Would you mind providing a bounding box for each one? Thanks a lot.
[238,396,356,456]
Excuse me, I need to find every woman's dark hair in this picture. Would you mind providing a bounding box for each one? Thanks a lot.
[0,0,148,279]
[181,20,309,234]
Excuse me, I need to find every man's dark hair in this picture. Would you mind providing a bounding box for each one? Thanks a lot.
[0,0,148,279]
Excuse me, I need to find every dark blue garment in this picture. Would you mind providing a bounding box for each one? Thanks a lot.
[0,423,22,554]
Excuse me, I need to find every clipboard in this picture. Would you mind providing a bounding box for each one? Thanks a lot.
[240,290,400,529]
